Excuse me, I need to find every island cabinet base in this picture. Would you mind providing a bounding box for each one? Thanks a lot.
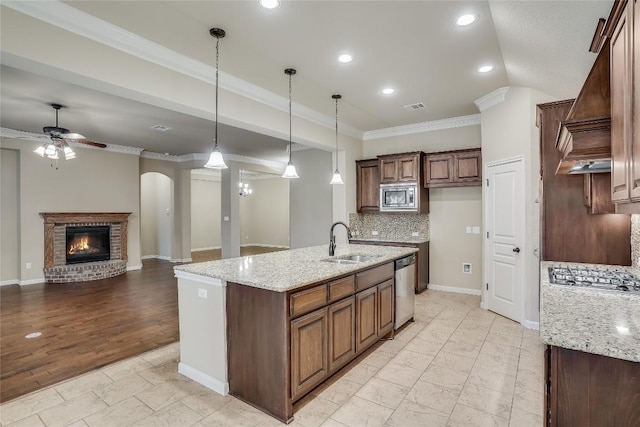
[226,261,395,424]
[545,345,640,427]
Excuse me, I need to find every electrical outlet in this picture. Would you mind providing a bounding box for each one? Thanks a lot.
[411,232,419,237]
[26,262,32,270]
[198,288,207,299]
[223,216,229,221]
[371,231,379,236]
[462,263,472,274]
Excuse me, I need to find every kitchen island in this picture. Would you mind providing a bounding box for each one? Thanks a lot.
[174,244,417,423]
[540,261,640,426]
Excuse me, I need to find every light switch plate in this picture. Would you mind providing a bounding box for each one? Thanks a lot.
[472,226,480,234]
[466,226,472,234]
[198,288,207,299]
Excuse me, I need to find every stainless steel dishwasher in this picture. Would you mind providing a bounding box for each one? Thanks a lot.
[395,254,416,330]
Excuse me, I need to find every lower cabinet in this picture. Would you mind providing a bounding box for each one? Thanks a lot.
[355,287,378,354]
[291,308,328,400]
[545,345,640,426]
[328,297,356,373]
[377,279,394,336]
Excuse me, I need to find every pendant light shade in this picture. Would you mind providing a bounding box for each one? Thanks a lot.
[282,68,299,179]
[204,27,228,169]
[330,94,344,185]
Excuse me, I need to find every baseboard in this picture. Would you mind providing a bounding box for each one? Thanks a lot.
[0,279,19,286]
[126,264,143,271]
[178,362,228,396]
[171,258,192,263]
[191,246,221,252]
[19,278,46,286]
[141,255,172,261]
[521,319,540,330]
[428,284,482,296]
[240,243,289,249]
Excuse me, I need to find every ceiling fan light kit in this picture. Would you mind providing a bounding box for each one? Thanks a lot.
[204,27,228,170]
[33,103,79,163]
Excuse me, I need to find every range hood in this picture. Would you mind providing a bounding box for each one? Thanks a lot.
[555,42,611,175]
[567,160,612,174]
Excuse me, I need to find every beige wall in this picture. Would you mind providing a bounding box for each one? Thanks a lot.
[0,137,142,283]
[480,87,557,325]
[1,148,20,284]
[240,177,289,247]
[362,125,483,292]
[191,177,222,250]
[140,172,173,258]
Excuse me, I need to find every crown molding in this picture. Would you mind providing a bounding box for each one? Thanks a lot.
[4,0,364,141]
[140,151,286,170]
[363,114,481,141]
[474,87,510,112]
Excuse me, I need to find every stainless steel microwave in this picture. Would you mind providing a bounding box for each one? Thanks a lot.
[380,183,418,212]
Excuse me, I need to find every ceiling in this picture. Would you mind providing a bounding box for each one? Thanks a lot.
[0,0,613,161]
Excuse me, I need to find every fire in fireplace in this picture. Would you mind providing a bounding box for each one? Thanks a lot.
[66,226,111,264]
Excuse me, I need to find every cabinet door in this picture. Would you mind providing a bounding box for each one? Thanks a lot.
[377,279,394,337]
[356,160,380,213]
[328,297,356,373]
[425,154,454,186]
[611,3,632,202]
[379,158,398,183]
[355,287,378,354]
[583,174,616,214]
[398,155,419,181]
[631,0,640,200]
[291,308,328,400]
[455,151,482,183]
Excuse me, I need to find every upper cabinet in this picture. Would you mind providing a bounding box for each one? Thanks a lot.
[379,152,421,183]
[611,0,640,212]
[424,148,482,188]
[356,159,380,213]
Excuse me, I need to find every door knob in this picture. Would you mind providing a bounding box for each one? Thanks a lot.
[513,247,520,253]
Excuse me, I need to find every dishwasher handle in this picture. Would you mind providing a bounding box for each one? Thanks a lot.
[395,254,416,270]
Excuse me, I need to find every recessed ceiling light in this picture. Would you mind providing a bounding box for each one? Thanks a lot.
[382,88,394,95]
[258,0,279,9]
[478,65,494,73]
[456,14,477,26]
[338,54,353,63]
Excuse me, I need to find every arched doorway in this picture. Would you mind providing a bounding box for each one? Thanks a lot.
[140,172,174,260]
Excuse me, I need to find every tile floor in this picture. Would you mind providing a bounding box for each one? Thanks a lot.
[0,290,545,427]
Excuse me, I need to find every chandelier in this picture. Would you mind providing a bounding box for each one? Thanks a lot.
[239,170,253,196]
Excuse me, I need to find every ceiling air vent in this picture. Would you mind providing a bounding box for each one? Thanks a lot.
[403,102,426,111]
[150,125,172,132]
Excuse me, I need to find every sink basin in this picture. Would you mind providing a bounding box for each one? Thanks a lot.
[322,254,381,264]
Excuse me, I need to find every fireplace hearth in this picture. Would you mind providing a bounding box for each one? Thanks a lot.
[66,226,111,265]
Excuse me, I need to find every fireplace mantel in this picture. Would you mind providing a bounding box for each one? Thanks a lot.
[40,212,131,280]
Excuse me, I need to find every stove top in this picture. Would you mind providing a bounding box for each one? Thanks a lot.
[548,267,640,294]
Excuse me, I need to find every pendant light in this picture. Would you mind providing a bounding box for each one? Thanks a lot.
[204,28,228,169]
[282,68,299,179]
[330,94,344,185]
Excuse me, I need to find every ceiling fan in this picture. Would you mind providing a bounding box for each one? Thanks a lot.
[28,103,106,161]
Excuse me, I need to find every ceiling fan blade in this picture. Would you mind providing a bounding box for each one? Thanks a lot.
[76,140,107,148]
[61,132,86,140]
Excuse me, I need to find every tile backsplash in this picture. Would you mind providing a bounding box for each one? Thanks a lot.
[349,213,429,240]
[632,215,640,271]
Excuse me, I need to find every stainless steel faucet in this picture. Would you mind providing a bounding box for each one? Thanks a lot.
[329,221,352,256]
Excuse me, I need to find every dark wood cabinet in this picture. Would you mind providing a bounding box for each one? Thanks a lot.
[356,159,380,213]
[538,100,630,265]
[327,296,355,373]
[377,279,394,337]
[291,308,328,400]
[379,152,421,183]
[545,346,640,427]
[611,0,640,212]
[583,173,616,214]
[424,148,482,188]
[355,286,378,354]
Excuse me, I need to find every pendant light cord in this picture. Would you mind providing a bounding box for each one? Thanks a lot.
[288,73,292,163]
[214,36,220,149]
[335,97,339,165]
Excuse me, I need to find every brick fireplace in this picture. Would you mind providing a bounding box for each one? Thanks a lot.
[41,212,131,283]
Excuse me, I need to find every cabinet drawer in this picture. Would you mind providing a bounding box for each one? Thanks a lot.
[291,285,327,318]
[356,263,394,292]
[328,276,355,303]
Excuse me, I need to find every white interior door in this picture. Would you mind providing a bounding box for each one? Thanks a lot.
[484,158,525,322]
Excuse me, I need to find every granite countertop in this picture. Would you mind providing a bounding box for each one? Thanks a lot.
[349,236,429,244]
[540,261,640,362]
[174,244,417,292]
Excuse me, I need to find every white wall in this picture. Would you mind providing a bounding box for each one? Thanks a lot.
[362,125,483,292]
[480,86,557,325]
[1,148,20,284]
[0,137,142,282]
[140,172,172,259]
[290,149,333,249]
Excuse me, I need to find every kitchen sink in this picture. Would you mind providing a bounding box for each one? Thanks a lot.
[322,254,381,264]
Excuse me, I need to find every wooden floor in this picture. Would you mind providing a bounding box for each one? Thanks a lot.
[0,246,285,403]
